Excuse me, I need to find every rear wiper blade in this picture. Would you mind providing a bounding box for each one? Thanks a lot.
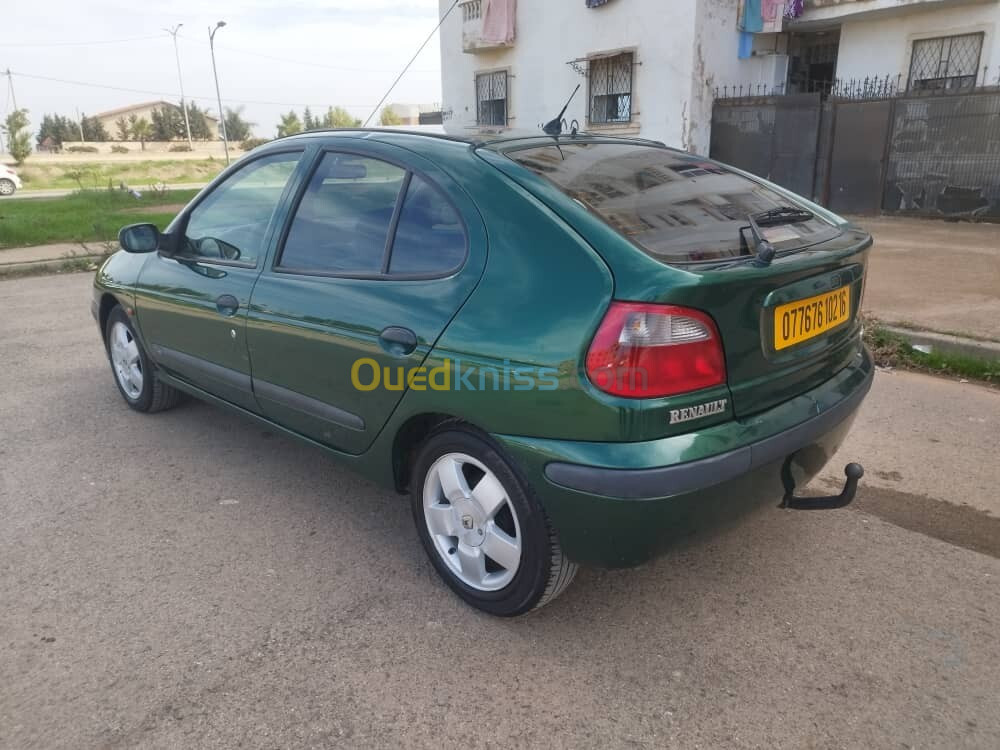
[753,205,814,227]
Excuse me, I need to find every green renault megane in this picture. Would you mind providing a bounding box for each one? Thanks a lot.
[94,129,872,616]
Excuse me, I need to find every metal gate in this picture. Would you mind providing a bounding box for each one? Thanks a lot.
[710,93,822,199]
[826,100,893,215]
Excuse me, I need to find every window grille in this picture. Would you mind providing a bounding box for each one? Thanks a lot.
[909,33,984,91]
[476,71,508,127]
[589,52,633,124]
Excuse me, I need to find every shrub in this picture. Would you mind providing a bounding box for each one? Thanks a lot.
[110,145,129,154]
[240,137,269,151]
[169,144,192,152]
[67,145,99,153]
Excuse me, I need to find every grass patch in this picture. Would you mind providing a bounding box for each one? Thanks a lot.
[16,159,223,191]
[0,189,199,249]
[864,318,999,385]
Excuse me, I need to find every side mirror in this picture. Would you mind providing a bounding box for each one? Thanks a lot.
[118,223,160,253]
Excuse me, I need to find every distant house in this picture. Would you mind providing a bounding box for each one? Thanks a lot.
[93,101,220,139]
[384,102,443,126]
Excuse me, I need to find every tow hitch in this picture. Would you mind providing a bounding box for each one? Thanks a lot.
[781,462,865,510]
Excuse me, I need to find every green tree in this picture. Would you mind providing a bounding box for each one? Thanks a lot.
[379,106,402,126]
[80,114,109,142]
[37,113,77,146]
[303,106,317,131]
[276,110,302,137]
[186,102,214,140]
[321,106,361,128]
[128,114,153,150]
[223,107,253,141]
[115,117,130,141]
[3,109,31,164]
[151,105,185,141]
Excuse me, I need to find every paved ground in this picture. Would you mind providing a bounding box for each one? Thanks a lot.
[854,215,1000,341]
[2,274,999,749]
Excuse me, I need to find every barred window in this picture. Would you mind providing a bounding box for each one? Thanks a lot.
[909,33,984,91]
[476,71,508,127]
[589,52,633,125]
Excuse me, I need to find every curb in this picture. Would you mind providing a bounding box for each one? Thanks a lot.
[883,325,1000,361]
[0,254,106,277]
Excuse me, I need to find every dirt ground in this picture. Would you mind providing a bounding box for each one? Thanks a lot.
[854,215,1000,341]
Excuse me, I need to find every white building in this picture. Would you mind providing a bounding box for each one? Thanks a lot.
[438,0,1000,153]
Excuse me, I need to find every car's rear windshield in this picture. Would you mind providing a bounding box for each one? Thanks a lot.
[507,142,840,264]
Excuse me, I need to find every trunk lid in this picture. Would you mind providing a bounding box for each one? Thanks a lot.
[481,138,872,419]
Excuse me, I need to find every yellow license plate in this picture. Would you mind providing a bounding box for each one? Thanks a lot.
[773,285,851,351]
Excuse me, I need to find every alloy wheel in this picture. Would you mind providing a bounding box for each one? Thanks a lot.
[422,452,522,591]
[109,321,143,399]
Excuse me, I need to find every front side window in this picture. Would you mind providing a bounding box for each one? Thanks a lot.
[182,152,300,265]
[909,33,984,91]
[589,52,633,125]
[476,71,508,127]
[279,154,406,274]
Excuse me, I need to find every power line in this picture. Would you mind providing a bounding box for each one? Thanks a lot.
[4,35,164,48]
[174,32,438,75]
[363,0,458,126]
[7,70,380,110]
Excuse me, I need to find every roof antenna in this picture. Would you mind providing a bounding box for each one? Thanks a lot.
[543,84,581,137]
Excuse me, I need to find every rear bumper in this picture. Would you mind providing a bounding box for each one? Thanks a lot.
[494,346,874,567]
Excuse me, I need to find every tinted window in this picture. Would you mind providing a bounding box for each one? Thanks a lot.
[509,143,840,264]
[183,152,300,265]
[280,154,405,273]
[388,175,466,275]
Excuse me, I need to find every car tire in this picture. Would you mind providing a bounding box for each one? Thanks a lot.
[0,178,15,196]
[104,305,182,413]
[410,424,577,616]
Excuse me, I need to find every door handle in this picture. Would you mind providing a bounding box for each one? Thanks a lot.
[379,326,418,356]
[216,294,239,317]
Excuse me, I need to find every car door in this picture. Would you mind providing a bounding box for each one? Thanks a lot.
[134,149,307,411]
[246,143,486,454]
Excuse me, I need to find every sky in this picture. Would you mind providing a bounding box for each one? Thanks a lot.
[3,0,444,139]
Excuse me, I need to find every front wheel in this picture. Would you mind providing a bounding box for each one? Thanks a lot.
[104,306,182,413]
[0,179,16,196]
[411,426,577,616]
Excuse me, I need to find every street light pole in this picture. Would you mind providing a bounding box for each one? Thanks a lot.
[208,21,230,165]
[164,24,194,148]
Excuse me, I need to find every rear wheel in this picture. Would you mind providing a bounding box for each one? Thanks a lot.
[0,179,15,196]
[104,306,182,413]
[410,426,577,616]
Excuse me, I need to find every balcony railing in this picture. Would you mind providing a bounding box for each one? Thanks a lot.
[459,0,515,54]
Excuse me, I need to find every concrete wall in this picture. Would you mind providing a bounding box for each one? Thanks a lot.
[834,1,1000,81]
[440,0,723,151]
[59,141,231,157]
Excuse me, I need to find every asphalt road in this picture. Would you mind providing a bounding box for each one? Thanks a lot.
[2,273,998,749]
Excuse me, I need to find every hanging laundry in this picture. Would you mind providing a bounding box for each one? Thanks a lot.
[741,0,764,33]
[761,0,784,32]
[482,0,517,44]
[785,0,805,18]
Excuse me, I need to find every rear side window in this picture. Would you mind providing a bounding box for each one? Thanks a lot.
[508,143,840,264]
[279,152,466,277]
[279,154,405,274]
[388,175,465,275]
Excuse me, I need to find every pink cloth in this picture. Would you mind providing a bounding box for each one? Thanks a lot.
[481,0,516,44]
[761,0,782,20]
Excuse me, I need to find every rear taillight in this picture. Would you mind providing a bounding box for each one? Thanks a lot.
[586,302,726,398]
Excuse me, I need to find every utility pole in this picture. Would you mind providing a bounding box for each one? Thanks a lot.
[76,107,85,142]
[164,24,194,147]
[208,21,230,165]
[5,69,18,110]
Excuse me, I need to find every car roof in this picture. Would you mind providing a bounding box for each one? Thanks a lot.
[271,128,669,153]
